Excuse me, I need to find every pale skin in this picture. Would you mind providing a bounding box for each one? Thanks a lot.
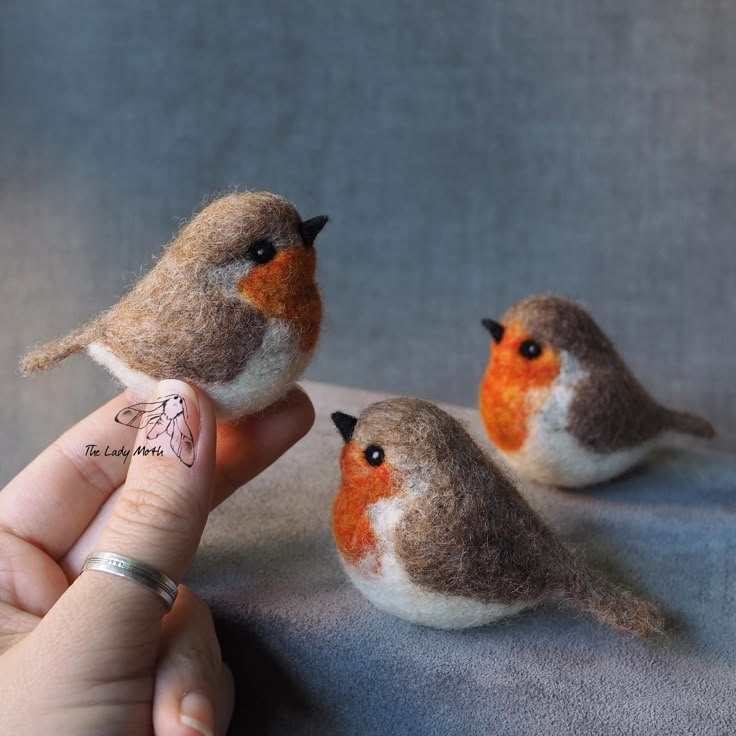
[0,380,315,735]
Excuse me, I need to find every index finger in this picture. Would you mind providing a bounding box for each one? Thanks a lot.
[60,385,315,576]
[64,379,215,624]
[212,384,315,506]
[0,391,144,560]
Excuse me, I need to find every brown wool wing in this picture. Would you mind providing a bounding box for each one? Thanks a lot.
[393,424,577,605]
[99,265,268,384]
[392,436,665,636]
[568,364,670,453]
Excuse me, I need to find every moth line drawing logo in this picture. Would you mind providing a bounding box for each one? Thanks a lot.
[114,393,195,467]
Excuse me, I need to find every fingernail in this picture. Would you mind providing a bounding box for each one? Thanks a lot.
[154,379,200,426]
[122,379,200,466]
[179,690,214,736]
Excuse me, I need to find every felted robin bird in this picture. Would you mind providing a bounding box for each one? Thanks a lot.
[331,398,664,636]
[21,192,328,418]
[480,295,715,488]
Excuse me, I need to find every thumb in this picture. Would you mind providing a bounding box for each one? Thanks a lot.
[46,379,215,652]
[99,379,214,585]
[7,380,217,727]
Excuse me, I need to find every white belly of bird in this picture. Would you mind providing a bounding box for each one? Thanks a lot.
[88,319,310,419]
[505,355,654,487]
[342,496,533,630]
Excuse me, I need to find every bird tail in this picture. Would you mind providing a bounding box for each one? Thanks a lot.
[568,572,665,638]
[664,409,715,440]
[20,324,96,375]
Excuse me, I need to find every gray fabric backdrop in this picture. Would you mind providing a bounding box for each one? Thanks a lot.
[1,2,735,485]
[1,5,735,734]
[193,381,736,735]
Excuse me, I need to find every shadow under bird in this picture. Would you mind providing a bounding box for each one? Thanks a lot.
[331,398,664,636]
[21,191,328,418]
[480,295,714,488]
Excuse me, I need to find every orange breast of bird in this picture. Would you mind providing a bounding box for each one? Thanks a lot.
[333,443,402,566]
[238,247,322,352]
[479,321,561,453]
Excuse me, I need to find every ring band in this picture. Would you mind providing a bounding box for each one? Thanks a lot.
[82,552,178,612]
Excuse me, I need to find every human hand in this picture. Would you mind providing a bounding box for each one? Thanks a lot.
[0,380,314,735]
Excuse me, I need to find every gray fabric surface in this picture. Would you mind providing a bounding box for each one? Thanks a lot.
[1,1,734,487]
[189,380,735,736]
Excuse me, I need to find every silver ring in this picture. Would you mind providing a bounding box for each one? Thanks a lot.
[82,552,178,612]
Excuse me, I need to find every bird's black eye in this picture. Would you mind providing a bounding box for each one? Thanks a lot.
[519,340,543,360]
[248,240,276,265]
[364,444,385,467]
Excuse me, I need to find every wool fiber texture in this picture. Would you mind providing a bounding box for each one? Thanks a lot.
[480,295,714,486]
[334,397,664,636]
[20,192,324,417]
[182,381,736,734]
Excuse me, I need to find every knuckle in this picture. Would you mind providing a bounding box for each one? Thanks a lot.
[53,439,116,500]
[113,482,193,538]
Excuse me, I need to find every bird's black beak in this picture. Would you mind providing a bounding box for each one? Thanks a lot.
[299,216,329,249]
[482,318,505,344]
[331,411,358,443]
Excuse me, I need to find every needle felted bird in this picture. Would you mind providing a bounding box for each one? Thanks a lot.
[330,398,664,636]
[21,192,328,418]
[480,295,715,488]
